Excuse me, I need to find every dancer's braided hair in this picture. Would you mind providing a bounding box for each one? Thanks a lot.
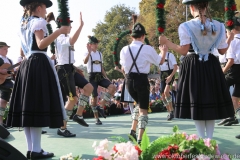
[193,2,215,36]
[21,2,43,26]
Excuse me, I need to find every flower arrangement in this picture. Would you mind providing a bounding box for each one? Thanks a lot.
[93,126,232,160]
[60,153,81,160]
[156,0,166,35]
[92,139,141,160]
[149,98,166,112]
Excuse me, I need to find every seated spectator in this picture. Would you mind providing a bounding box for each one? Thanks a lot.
[122,102,131,114]
[109,96,124,115]
[149,87,160,102]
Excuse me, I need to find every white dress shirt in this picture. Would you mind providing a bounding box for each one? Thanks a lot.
[83,51,103,73]
[120,41,162,74]
[55,34,75,65]
[0,55,11,64]
[159,52,177,71]
[226,34,240,64]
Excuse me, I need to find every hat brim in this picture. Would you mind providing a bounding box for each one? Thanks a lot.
[20,0,52,8]
[131,33,147,36]
[182,0,212,4]
[0,45,10,48]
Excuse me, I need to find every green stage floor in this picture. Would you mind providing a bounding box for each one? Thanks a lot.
[4,112,240,160]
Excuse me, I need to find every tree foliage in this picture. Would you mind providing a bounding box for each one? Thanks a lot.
[92,4,135,80]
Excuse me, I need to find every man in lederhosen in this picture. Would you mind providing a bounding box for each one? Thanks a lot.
[120,23,167,145]
[55,13,94,137]
[159,46,177,121]
[83,36,116,125]
[0,42,15,136]
[219,17,240,139]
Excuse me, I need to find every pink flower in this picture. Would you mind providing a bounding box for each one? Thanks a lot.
[187,134,199,140]
[215,144,221,155]
[203,138,211,147]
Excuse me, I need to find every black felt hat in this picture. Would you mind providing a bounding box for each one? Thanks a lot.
[88,36,100,44]
[131,23,147,37]
[182,0,212,5]
[56,15,73,28]
[20,0,52,8]
[233,16,240,27]
[0,42,10,48]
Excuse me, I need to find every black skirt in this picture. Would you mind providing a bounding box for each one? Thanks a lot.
[175,54,234,120]
[7,53,64,128]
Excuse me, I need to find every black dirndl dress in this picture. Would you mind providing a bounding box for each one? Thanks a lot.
[7,52,65,128]
[175,53,235,120]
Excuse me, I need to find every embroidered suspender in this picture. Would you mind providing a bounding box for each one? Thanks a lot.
[128,44,144,74]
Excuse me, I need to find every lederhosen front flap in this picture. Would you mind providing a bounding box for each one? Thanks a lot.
[90,52,103,82]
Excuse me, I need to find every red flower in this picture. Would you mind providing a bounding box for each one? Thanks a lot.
[226,20,234,26]
[231,4,237,11]
[113,145,118,152]
[83,110,86,113]
[157,3,164,9]
[156,97,158,100]
[149,102,152,106]
[158,27,164,33]
[135,145,142,156]
[113,51,116,54]
[93,156,104,160]
[114,61,119,65]
[116,38,119,40]
[225,7,228,11]
[159,149,171,159]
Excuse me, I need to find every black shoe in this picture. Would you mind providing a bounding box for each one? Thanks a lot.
[30,150,54,159]
[96,106,106,118]
[218,117,235,125]
[224,118,239,126]
[129,130,137,142]
[167,112,174,121]
[26,151,30,159]
[73,115,89,127]
[41,130,47,134]
[95,119,102,125]
[57,129,76,137]
[236,134,240,139]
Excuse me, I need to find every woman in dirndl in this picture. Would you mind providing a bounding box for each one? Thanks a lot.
[159,0,235,139]
[7,0,70,159]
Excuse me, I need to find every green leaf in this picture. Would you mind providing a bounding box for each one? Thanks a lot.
[173,125,179,133]
[140,129,150,151]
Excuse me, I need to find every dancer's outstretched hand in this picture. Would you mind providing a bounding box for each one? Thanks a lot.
[79,12,84,27]
[159,35,168,45]
[159,44,168,53]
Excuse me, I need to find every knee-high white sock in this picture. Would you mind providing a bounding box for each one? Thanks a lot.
[24,127,32,151]
[205,120,215,139]
[129,103,134,114]
[194,120,205,138]
[30,127,42,153]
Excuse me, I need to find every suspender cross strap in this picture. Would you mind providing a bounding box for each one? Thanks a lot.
[128,44,144,74]
[90,52,102,73]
